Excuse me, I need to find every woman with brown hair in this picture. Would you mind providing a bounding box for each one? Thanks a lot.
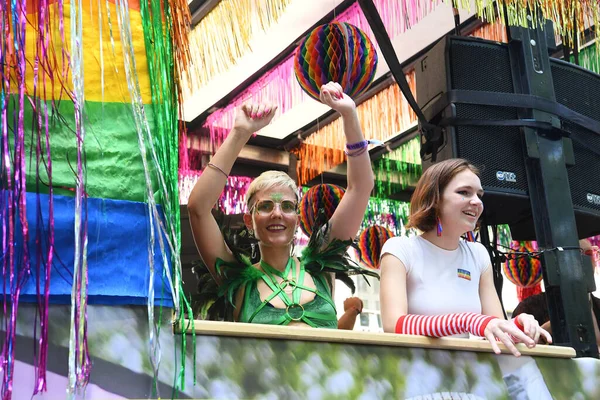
[379,158,551,356]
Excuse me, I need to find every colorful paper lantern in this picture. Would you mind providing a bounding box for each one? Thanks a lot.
[294,22,378,101]
[503,241,543,288]
[299,184,345,236]
[358,226,394,270]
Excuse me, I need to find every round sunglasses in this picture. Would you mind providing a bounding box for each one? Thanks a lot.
[251,199,298,215]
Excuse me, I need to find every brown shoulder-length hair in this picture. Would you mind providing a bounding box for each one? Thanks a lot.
[407,158,480,232]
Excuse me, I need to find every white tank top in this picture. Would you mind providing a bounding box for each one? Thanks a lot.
[381,235,491,316]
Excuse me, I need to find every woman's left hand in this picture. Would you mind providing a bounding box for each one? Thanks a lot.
[319,81,356,116]
[517,313,553,345]
[344,297,363,313]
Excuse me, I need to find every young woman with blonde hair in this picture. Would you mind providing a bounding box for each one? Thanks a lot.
[188,82,376,328]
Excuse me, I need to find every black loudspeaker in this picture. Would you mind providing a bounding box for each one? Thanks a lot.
[416,36,600,240]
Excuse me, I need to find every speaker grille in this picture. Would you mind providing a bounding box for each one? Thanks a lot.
[552,61,600,121]
[568,129,600,214]
[449,40,528,194]
[454,107,528,194]
[552,60,600,215]
[417,36,600,236]
[449,41,514,93]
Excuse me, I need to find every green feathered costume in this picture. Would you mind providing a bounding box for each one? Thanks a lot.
[192,211,379,328]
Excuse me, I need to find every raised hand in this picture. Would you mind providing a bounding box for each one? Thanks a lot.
[319,81,356,117]
[233,103,278,136]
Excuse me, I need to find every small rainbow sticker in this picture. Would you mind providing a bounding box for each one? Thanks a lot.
[457,269,471,281]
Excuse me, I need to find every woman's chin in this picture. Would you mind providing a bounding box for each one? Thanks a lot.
[461,222,477,233]
[260,238,294,249]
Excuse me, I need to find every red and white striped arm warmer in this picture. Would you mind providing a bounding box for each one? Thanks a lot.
[395,313,498,337]
[512,316,525,331]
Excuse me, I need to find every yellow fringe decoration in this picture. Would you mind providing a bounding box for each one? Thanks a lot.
[291,145,346,186]
[472,0,600,50]
[169,0,193,108]
[293,70,417,185]
[183,0,292,96]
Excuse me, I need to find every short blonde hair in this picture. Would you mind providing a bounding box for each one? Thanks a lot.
[246,171,299,209]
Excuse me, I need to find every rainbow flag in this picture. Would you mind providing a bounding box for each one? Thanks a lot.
[5,0,172,303]
[457,268,471,281]
[2,0,186,394]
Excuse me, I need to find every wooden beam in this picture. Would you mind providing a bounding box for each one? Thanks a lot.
[187,136,289,168]
[177,320,576,359]
[189,0,221,27]
[238,144,289,167]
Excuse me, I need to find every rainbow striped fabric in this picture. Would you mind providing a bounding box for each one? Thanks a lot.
[457,268,471,281]
[8,0,172,305]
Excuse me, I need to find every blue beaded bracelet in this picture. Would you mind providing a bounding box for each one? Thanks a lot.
[344,146,368,157]
[345,139,384,151]
[345,140,369,150]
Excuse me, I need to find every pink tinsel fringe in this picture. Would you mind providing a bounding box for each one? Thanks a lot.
[179,170,253,214]
[181,0,445,169]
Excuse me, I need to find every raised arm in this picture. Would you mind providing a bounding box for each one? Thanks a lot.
[187,103,277,283]
[319,82,375,242]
